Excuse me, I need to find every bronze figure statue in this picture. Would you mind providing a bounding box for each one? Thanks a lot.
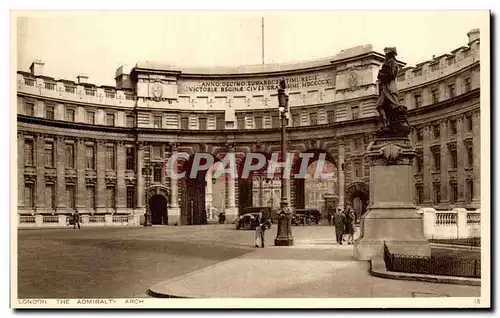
[376,47,411,136]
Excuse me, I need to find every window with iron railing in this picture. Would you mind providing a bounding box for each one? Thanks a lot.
[125,93,135,100]
[85,88,96,96]
[105,91,116,98]
[45,142,54,167]
[24,78,35,86]
[44,82,56,90]
[65,85,76,93]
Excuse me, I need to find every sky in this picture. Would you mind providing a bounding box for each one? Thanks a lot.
[16,11,486,86]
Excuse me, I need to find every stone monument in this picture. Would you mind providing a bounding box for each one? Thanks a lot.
[353,47,431,260]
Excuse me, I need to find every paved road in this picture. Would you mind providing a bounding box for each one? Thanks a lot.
[17,224,480,299]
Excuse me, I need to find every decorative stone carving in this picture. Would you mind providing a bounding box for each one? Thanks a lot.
[169,142,179,151]
[446,141,457,151]
[365,136,416,166]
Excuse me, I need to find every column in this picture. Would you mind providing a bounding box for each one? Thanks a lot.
[338,139,345,208]
[55,136,66,213]
[96,140,106,213]
[456,115,466,204]
[205,168,213,219]
[440,120,449,204]
[76,138,87,213]
[225,145,238,222]
[472,110,480,206]
[17,132,25,209]
[422,124,433,204]
[116,141,127,213]
[134,142,145,225]
[35,133,46,214]
[168,143,180,224]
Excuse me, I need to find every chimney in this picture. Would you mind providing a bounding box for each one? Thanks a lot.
[29,60,44,76]
[77,74,89,84]
[467,29,480,45]
[115,65,133,90]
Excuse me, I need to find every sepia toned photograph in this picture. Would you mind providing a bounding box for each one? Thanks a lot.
[11,10,490,309]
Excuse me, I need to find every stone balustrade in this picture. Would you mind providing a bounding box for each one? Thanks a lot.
[17,214,140,228]
[418,207,481,239]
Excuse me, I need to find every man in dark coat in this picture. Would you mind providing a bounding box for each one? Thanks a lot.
[333,208,347,244]
[73,210,81,229]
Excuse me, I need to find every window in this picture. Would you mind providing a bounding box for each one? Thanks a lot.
[208,115,217,130]
[450,119,457,135]
[86,145,95,169]
[448,83,456,98]
[25,102,34,116]
[105,145,115,170]
[180,117,189,130]
[254,116,262,129]
[354,138,362,150]
[66,108,75,122]
[309,112,317,126]
[65,85,76,93]
[433,124,440,139]
[397,74,405,82]
[464,77,472,93]
[433,152,441,171]
[126,186,135,208]
[24,139,34,166]
[416,127,423,142]
[292,114,299,127]
[46,184,55,209]
[153,167,162,183]
[126,115,135,127]
[416,185,424,204]
[447,57,456,65]
[189,115,198,130]
[87,185,95,210]
[431,89,439,104]
[105,90,116,98]
[106,186,115,208]
[25,183,34,208]
[354,162,362,178]
[416,155,423,174]
[414,94,422,108]
[433,183,441,204]
[414,69,422,77]
[327,110,335,124]
[467,146,473,168]
[245,116,254,129]
[152,146,162,160]
[154,115,162,128]
[351,106,360,119]
[86,111,95,125]
[24,78,35,86]
[199,117,207,130]
[430,63,439,71]
[125,93,135,101]
[126,147,135,170]
[467,180,474,203]
[450,183,458,204]
[263,116,271,128]
[45,82,56,90]
[45,142,54,167]
[272,115,280,128]
[85,88,96,96]
[450,149,457,169]
[106,113,115,126]
[466,115,473,132]
[45,106,54,120]
[65,143,75,168]
[66,185,75,210]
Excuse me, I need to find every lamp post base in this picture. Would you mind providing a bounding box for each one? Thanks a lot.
[274,237,294,246]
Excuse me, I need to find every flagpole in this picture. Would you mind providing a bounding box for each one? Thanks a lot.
[261,17,265,65]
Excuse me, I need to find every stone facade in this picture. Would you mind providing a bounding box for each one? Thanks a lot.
[16,30,481,226]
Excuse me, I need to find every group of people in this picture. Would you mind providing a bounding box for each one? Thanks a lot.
[331,207,356,245]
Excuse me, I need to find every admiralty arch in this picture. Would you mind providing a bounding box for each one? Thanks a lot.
[16,29,481,226]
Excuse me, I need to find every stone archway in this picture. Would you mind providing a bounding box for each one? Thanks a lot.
[345,182,369,220]
[149,194,168,225]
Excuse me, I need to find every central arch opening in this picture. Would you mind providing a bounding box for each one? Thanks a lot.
[149,194,168,225]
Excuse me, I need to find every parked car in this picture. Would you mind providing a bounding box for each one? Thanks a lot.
[292,208,321,225]
[235,207,274,230]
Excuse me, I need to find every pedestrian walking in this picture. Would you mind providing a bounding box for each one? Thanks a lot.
[345,208,356,244]
[333,208,346,244]
[73,210,81,229]
[254,212,266,248]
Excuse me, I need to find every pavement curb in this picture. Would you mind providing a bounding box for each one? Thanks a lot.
[369,258,481,286]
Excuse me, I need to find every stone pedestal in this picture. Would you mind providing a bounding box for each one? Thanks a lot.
[168,207,181,225]
[224,207,239,224]
[274,206,294,246]
[354,134,431,261]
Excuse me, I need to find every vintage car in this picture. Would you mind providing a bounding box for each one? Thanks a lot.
[235,207,274,230]
[292,208,322,225]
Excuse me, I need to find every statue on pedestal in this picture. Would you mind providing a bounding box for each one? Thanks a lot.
[376,47,410,136]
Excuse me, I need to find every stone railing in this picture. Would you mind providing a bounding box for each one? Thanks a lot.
[418,208,481,239]
[18,214,140,228]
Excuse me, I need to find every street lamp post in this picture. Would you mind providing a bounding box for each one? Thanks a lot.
[274,80,294,246]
